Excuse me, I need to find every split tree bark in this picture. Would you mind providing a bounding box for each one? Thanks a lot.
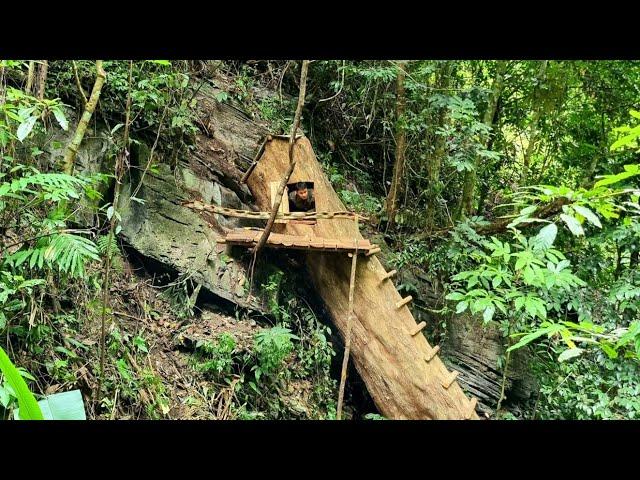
[385,61,408,231]
[62,61,106,174]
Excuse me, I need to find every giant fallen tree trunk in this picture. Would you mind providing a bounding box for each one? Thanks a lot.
[245,136,479,419]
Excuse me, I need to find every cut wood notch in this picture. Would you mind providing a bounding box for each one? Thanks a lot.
[409,321,426,336]
[465,397,478,419]
[425,345,440,362]
[396,296,413,309]
[442,370,460,389]
[380,269,397,282]
[365,247,381,256]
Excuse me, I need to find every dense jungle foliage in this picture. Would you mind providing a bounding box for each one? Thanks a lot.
[1,59,639,420]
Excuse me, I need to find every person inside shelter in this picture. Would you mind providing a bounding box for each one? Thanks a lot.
[288,181,315,212]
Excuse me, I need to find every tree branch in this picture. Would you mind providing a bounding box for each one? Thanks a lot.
[252,60,310,256]
[62,61,106,175]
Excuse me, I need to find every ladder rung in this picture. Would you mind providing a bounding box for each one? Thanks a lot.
[442,370,460,389]
[380,269,397,281]
[465,397,478,419]
[366,247,381,256]
[409,321,426,336]
[425,345,440,362]
[396,296,413,309]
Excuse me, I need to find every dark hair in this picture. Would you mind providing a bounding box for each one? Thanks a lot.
[296,182,308,190]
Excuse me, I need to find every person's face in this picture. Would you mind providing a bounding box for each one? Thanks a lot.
[297,188,308,200]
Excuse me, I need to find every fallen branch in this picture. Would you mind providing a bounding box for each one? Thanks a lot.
[414,196,571,240]
[72,60,88,106]
[475,197,571,236]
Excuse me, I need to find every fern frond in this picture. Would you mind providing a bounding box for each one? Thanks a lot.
[96,234,119,260]
[7,233,100,278]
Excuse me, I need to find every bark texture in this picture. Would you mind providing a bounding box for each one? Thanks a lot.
[247,137,479,419]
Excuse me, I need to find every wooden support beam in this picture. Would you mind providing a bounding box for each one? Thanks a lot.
[337,214,359,420]
[366,247,381,257]
[396,296,413,309]
[442,370,460,389]
[424,345,440,362]
[409,321,427,336]
[465,397,478,420]
[380,269,397,282]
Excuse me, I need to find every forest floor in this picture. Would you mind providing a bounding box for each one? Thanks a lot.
[17,250,331,420]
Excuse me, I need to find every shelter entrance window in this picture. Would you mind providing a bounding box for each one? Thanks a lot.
[287,181,316,213]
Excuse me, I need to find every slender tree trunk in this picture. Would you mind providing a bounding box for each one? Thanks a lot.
[583,111,607,187]
[62,61,106,175]
[520,60,549,186]
[475,135,497,216]
[459,61,507,218]
[96,61,132,407]
[36,60,48,100]
[25,61,35,94]
[385,61,408,230]
[426,62,452,231]
[72,60,88,107]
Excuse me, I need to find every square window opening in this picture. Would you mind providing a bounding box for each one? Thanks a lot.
[287,181,316,213]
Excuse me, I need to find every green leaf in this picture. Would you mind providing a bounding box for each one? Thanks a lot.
[573,205,602,228]
[0,385,10,408]
[445,292,464,301]
[523,266,537,285]
[594,164,640,186]
[52,108,69,131]
[601,343,618,359]
[17,116,37,142]
[560,214,584,236]
[483,305,495,323]
[111,123,124,135]
[133,336,148,353]
[15,389,86,420]
[215,91,229,103]
[507,324,560,352]
[610,126,640,151]
[455,301,468,314]
[558,347,584,362]
[534,223,558,249]
[0,346,43,420]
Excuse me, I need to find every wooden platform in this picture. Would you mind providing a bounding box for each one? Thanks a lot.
[221,229,376,254]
